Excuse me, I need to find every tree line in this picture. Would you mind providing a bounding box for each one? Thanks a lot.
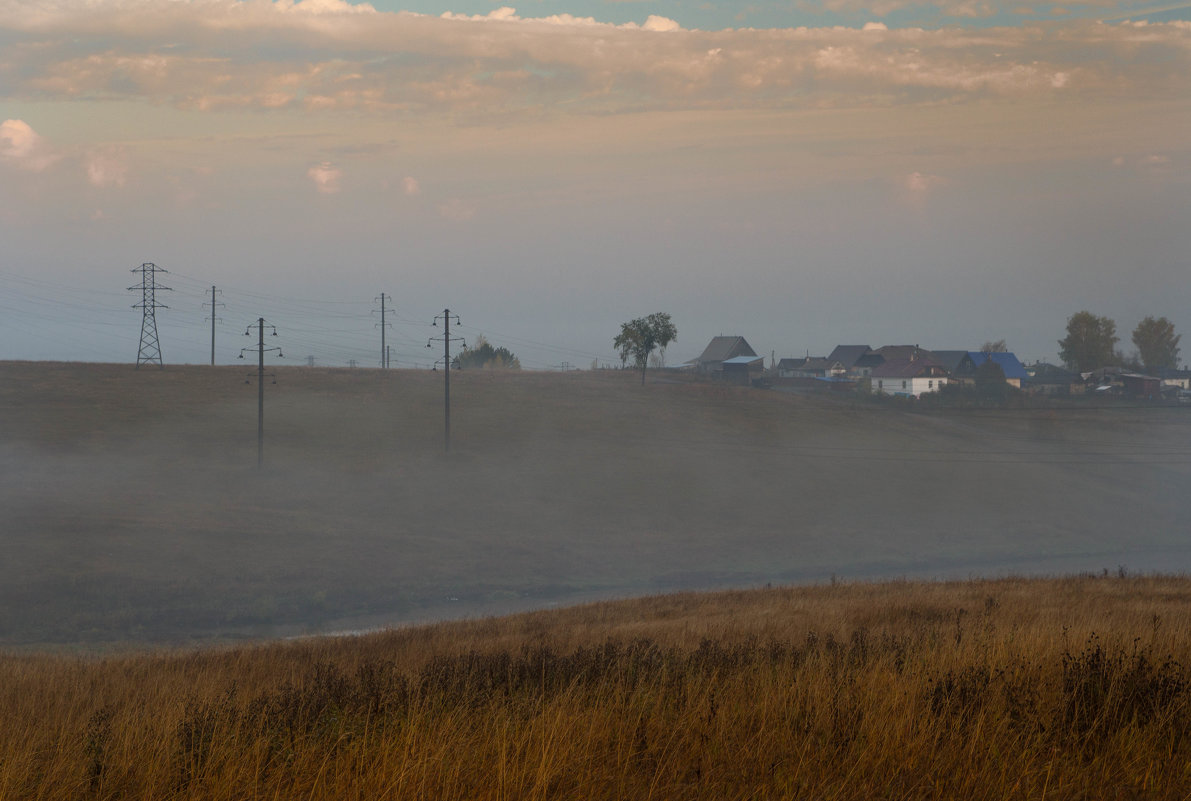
[1058,312,1182,373]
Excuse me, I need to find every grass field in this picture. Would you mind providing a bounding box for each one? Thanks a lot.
[3,576,1191,799]
[3,361,1191,646]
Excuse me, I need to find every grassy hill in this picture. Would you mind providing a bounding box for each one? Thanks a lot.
[2,576,1190,798]
[2,361,1191,645]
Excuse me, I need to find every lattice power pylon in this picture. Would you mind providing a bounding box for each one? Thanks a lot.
[129,262,172,369]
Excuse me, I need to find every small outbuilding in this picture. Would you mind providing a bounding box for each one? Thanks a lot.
[721,355,765,385]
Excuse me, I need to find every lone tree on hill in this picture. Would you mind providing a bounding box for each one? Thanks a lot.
[614,313,677,385]
[1131,316,1180,373]
[452,334,520,369]
[1058,311,1117,372]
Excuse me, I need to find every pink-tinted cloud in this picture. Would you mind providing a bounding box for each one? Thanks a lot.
[307,161,342,193]
[0,119,59,171]
[1,1,1187,118]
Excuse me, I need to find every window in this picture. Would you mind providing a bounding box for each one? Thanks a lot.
[902,380,907,389]
[928,380,933,389]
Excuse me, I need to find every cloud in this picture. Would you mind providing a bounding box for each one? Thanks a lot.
[0,120,59,171]
[438,198,475,220]
[0,0,1187,118]
[402,176,421,196]
[307,161,342,193]
[85,148,127,187]
[905,171,946,192]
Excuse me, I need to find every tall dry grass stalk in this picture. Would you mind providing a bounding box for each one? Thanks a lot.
[4,575,1191,799]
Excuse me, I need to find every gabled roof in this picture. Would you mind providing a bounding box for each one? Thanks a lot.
[872,357,947,379]
[931,350,976,375]
[697,336,757,364]
[777,357,806,369]
[875,345,931,363]
[722,355,764,366]
[968,351,1029,380]
[1027,362,1079,383]
[855,353,885,368]
[826,345,873,369]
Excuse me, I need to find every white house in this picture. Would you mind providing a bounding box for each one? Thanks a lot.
[871,357,950,398]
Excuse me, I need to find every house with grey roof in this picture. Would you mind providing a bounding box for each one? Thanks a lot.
[826,345,884,378]
[694,336,757,375]
[931,351,978,380]
[871,356,950,398]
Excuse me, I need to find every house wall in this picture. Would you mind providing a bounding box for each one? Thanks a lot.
[873,376,948,398]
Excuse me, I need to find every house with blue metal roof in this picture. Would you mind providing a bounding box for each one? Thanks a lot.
[968,352,1029,388]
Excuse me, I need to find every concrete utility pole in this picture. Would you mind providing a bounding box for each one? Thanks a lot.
[240,318,282,468]
[203,285,224,366]
[428,309,465,452]
[374,293,393,368]
[129,262,172,369]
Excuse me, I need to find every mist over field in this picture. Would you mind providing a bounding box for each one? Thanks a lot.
[2,361,1190,646]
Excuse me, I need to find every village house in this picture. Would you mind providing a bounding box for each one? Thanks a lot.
[1157,367,1191,391]
[1024,363,1084,395]
[968,352,1030,388]
[871,355,950,398]
[825,345,884,378]
[692,336,757,376]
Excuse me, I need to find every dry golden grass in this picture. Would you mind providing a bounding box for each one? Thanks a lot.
[4,575,1191,799]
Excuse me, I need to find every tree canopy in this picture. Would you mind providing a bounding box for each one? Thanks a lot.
[1131,316,1181,373]
[452,335,520,370]
[1058,311,1117,372]
[980,339,1008,354]
[614,313,677,385]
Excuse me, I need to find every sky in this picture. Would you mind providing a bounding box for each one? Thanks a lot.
[1,0,1189,369]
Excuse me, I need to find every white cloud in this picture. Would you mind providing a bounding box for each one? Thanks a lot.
[276,0,377,13]
[402,176,421,196]
[307,162,342,193]
[642,15,681,32]
[85,148,127,187]
[0,120,59,171]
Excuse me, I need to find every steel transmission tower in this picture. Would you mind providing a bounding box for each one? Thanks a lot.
[129,263,172,368]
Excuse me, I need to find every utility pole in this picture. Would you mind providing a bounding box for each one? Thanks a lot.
[373,293,393,368]
[203,285,224,365]
[428,309,465,452]
[129,262,172,369]
[240,318,282,468]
